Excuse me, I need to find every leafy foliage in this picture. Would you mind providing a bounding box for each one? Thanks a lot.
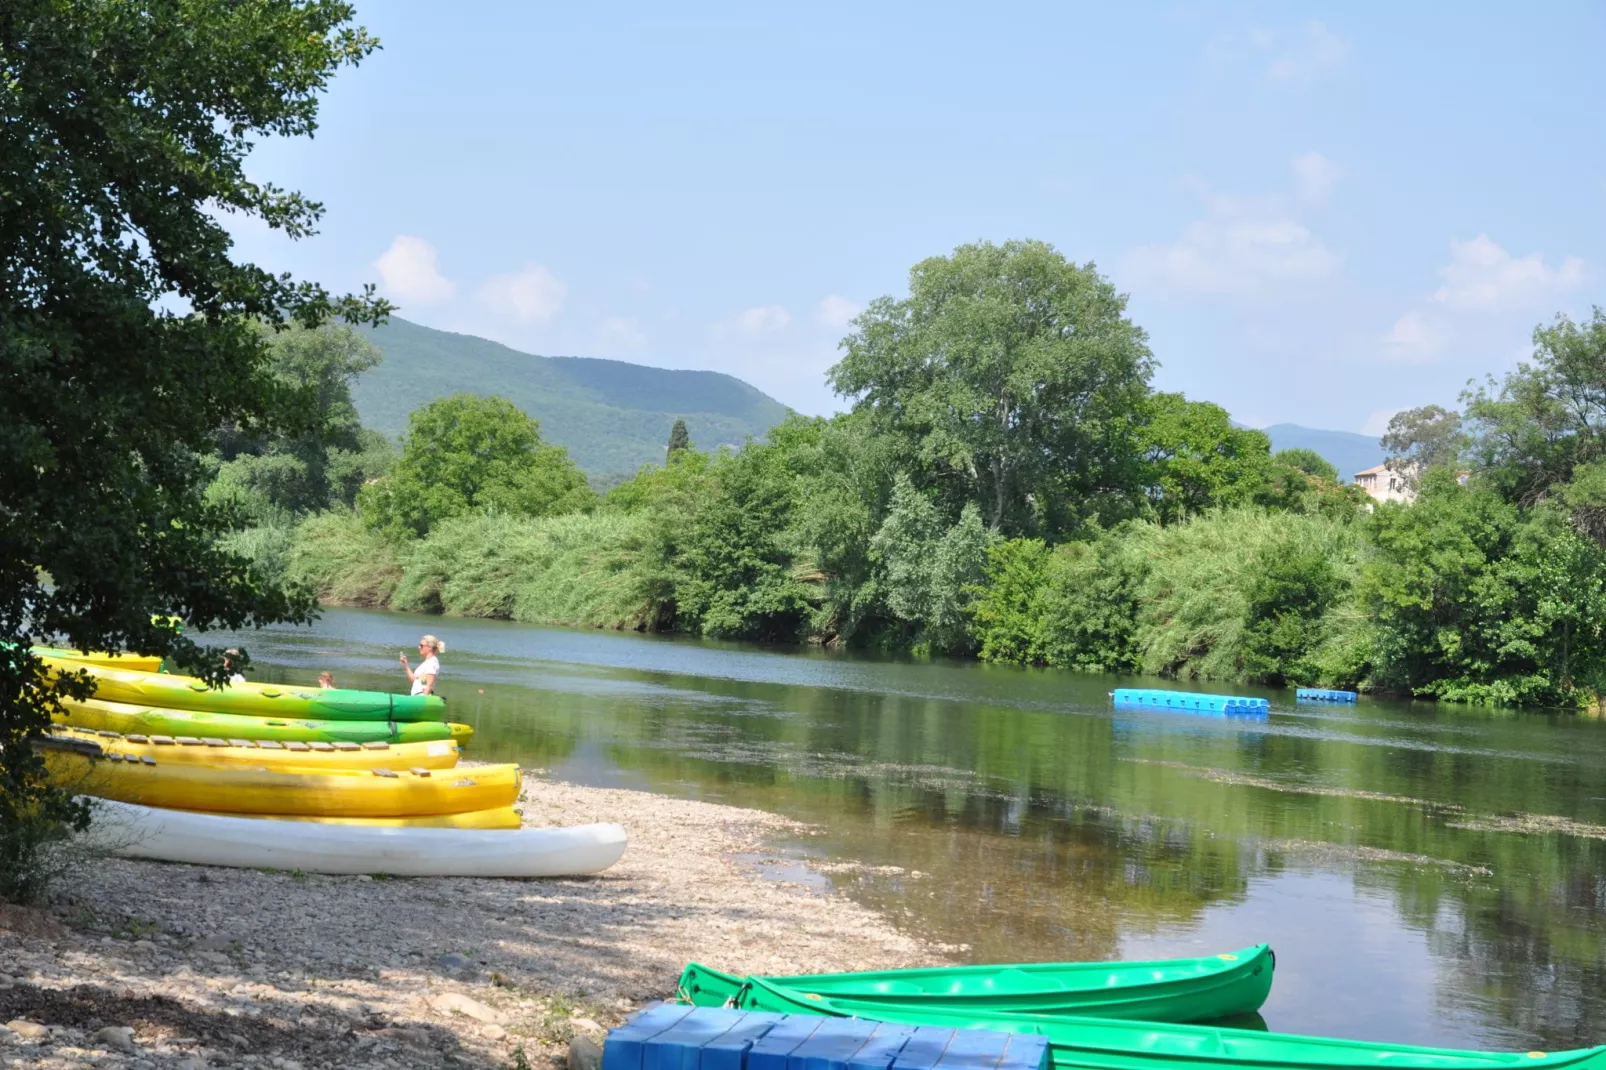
[0,0,382,899]
[359,394,594,538]
[1274,448,1339,483]
[1137,393,1271,523]
[830,240,1154,537]
[1362,471,1606,705]
[673,440,815,642]
[868,478,993,655]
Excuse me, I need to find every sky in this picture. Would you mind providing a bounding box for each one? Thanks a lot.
[230,1,1606,435]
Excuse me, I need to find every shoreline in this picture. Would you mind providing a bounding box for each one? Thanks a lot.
[0,773,937,1069]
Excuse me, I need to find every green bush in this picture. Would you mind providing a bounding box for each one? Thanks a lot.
[1363,472,1606,705]
[392,511,660,629]
[1137,508,1360,682]
[288,509,409,606]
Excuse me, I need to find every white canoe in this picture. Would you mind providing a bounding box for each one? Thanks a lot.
[81,798,627,878]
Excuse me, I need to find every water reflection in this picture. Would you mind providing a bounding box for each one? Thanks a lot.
[208,608,1606,1050]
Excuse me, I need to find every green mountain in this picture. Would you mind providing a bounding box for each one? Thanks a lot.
[351,317,793,479]
[1262,423,1384,482]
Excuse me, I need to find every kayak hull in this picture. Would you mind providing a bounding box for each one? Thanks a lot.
[82,798,626,877]
[49,726,462,771]
[57,697,470,745]
[680,946,1273,1023]
[48,751,519,817]
[731,976,1606,1070]
[187,807,524,830]
[47,658,447,722]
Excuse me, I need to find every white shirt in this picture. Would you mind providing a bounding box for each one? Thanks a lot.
[411,655,440,695]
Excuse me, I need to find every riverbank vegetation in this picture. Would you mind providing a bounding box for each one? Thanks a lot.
[219,242,1606,708]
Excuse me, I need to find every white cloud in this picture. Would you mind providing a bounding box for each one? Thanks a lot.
[816,295,861,330]
[716,304,791,339]
[373,235,455,306]
[1431,234,1585,311]
[1291,152,1340,203]
[1126,195,1341,296]
[1361,409,1399,437]
[476,265,567,324]
[1267,21,1350,85]
[597,317,647,355]
[1381,311,1450,362]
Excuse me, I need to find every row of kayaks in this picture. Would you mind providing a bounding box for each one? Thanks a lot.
[43,651,460,743]
[43,650,448,721]
[677,950,1606,1070]
[37,647,628,878]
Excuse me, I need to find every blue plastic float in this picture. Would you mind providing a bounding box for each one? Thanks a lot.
[604,1005,1051,1070]
[1295,688,1358,704]
[1111,688,1269,716]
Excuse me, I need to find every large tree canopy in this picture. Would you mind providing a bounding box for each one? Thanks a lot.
[359,394,596,538]
[0,0,383,897]
[828,240,1154,537]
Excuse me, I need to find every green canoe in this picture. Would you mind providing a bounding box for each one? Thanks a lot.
[46,657,447,722]
[57,698,470,745]
[680,946,1273,1023]
[731,975,1605,1070]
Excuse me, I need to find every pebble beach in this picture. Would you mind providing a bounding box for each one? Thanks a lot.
[0,774,937,1069]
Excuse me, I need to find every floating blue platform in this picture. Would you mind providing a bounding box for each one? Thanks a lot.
[1111,688,1269,716]
[1296,688,1358,704]
[604,1005,1050,1070]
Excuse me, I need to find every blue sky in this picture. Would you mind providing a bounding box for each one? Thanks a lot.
[233,1,1606,435]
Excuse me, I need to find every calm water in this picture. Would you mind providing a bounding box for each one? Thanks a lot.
[208,607,1606,1051]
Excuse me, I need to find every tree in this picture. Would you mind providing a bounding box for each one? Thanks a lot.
[1382,404,1465,489]
[1463,308,1606,507]
[1274,448,1339,483]
[0,0,382,899]
[1136,393,1271,524]
[1362,469,1606,705]
[666,418,691,456]
[829,240,1154,537]
[867,476,993,655]
[210,324,387,518]
[674,440,814,642]
[360,395,595,538]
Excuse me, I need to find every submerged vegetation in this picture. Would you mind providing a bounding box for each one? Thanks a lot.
[223,245,1606,709]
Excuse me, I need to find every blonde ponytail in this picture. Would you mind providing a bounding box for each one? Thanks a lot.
[420,635,445,655]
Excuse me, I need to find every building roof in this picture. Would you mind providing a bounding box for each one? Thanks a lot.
[1354,464,1388,477]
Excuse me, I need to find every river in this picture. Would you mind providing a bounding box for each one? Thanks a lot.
[207,606,1606,1051]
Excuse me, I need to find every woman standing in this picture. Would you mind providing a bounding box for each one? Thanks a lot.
[399,635,444,696]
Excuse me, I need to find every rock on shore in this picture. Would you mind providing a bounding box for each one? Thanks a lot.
[0,775,932,1069]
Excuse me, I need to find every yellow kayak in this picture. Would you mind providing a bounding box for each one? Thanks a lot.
[56,696,473,745]
[35,647,164,674]
[188,807,524,830]
[47,727,461,771]
[46,750,520,818]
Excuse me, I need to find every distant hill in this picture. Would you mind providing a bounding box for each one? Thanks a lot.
[1262,424,1384,482]
[351,318,792,480]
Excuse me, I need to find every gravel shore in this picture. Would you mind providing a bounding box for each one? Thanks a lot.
[0,774,935,1069]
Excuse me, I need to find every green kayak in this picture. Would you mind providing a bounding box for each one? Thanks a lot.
[731,975,1605,1070]
[57,697,470,745]
[46,657,446,722]
[680,945,1273,1023]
